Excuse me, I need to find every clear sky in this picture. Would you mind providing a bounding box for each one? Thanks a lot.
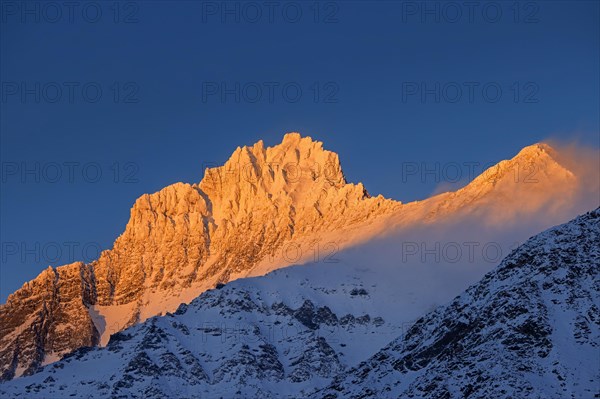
[1,1,599,302]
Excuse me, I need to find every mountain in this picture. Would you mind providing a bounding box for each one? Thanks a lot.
[0,266,393,398]
[0,133,398,381]
[0,207,596,398]
[0,134,592,381]
[419,143,579,224]
[312,208,600,399]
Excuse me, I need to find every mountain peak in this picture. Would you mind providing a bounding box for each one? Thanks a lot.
[421,142,582,225]
[278,132,324,150]
[200,133,346,201]
[282,131,303,143]
[463,142,573,190]
[514,142,556,161]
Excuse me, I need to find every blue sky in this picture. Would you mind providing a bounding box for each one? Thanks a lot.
[1,1,599,302]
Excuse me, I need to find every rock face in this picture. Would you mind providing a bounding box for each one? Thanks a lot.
[0,133,399,381]
[0,134,592,382]
[94,134,395,307]
[312,208,600,399]
[0,263,98,381]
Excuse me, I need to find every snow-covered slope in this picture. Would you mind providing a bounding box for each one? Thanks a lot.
[0,134,596,382]
[1,207,597,398]
[0,227,498,397]
[312,208,600,399]
[0,250,444,398]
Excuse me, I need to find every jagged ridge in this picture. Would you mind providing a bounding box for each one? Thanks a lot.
[0,133,398,380]
[0,134,588,382]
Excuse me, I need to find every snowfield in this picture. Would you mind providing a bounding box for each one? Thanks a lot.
[1,208,598,398]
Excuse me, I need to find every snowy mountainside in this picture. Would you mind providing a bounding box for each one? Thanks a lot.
[0,261,410,398]
[0,215,541,397]
[312,207,600,399]
[1,207,597,398]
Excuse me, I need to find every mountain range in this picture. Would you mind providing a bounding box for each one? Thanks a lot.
[0,133,597,398]
[0,205,597,398]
